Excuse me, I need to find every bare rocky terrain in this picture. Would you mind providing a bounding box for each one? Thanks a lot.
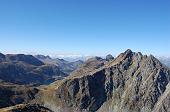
[0,50,170,112]
[33,49,170,112]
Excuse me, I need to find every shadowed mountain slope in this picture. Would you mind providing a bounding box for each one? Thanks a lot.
[0,81,39,108]
[0,53,66,85]
[37,49,170,112]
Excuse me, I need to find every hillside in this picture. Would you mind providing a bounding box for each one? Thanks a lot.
[35,55,84,74]
[1,50,170,112]
[36,49,170,112]
[0,53,66,85]
[0,81,39,108]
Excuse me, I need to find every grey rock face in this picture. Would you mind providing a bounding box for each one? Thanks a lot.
[56,70,106,111]
[42,49,170,112]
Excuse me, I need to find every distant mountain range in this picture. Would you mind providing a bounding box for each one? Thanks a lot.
[0,53,84,110]
[35,55,84,74]
[0,50,170,112]
[0,53,83,85]
[54,54,170,68]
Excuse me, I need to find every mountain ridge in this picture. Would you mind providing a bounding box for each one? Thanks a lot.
[35,49,170,112]
[35,55,84,74]
[0,53,67,85]
[0,50,170,112]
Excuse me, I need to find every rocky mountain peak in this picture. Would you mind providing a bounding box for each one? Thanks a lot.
[106,54,114,61]
[1,50,170,112]
[107,49,134,67]
[38,50,170,112]
[35,55,51,60]
[124,48,132,54]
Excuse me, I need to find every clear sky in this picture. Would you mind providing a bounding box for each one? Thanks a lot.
[0,0,169,56]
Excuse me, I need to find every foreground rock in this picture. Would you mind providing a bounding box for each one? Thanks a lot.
[106,54,114,61]
[0,104,53,112]
[0,81,39,108]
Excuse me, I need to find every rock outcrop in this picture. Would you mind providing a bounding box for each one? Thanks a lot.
[106,54,114,61]
[0,104,53,112]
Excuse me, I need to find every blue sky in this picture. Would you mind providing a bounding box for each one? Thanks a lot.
[0,0,169,56]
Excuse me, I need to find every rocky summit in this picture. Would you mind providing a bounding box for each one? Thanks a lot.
[0,49,170,112]
[37,49,170,112]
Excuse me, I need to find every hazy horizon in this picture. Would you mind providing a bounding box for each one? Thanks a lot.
[1,49,170,59]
